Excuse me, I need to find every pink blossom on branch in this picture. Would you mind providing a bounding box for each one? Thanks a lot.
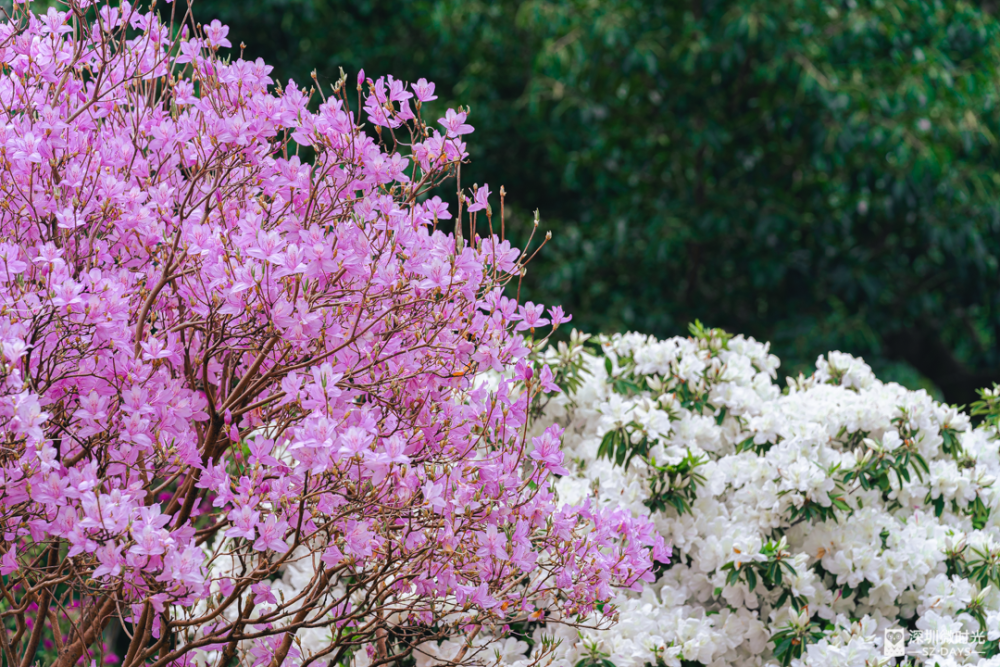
[466,183,492,213]
[0,3,662,667]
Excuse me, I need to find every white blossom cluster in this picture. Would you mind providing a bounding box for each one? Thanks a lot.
[447,327,1000,667]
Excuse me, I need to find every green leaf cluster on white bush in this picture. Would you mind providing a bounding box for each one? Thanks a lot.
[418,325,1000,667]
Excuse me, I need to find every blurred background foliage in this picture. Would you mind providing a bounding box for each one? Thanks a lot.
[132,0,1000,401]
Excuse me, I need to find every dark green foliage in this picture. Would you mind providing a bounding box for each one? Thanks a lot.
[189,0,1000,402]
[719,539,804,605]
[842,438,930,496]
[968,543,1000,589]
[574,658,617,667]
[644,451,708,515]
[784,486,851,525]
[769,618,826,667]
[971,384,1000,428]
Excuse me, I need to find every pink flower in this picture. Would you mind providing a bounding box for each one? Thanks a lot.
[478,238,520,273]
[251,583,277,606]
[338,427,373,458]
[538,365,560,394]
[0,244,27,275]
[247,438,280,467]
[204,19,231,49]
[92,543,124,579]
[422,480,448,513]
[386,75,412,102]
[1,550,17,576]
[513,360,533,382]
[438,108,473,137]
[476,524,508,561]
[363,436,410,483]
[652,535,672,564]
[417,260,452,291]
[226,505,259,540]
[466,184,491,213]
[139,336,173,361]
[129,524,170,557]
[343,520,376,558]
[514,301,549,331]
[321,543,345,567]
[530,425,569,476]
[412,78,437,102]
[2,339,30,363]
[470,582,498,609]
[158,543,205,588]
[253,515,290,553]
[548,305,572,327]
[0,6,655,654]
[423,196,451,220]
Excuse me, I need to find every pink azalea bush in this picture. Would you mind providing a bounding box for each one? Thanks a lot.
[0,2,666,667]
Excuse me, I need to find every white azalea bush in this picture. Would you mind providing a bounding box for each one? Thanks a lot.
[418,325,1000,667]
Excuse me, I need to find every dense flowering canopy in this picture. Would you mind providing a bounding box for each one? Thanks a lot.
[441,328,998,667]
[0,3,662,667]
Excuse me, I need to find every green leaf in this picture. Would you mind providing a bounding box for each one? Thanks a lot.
[598,430,616,460]
[615,435,629,466]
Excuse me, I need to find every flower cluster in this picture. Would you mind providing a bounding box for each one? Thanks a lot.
[434,326,1000,667]
[0,3,659,667]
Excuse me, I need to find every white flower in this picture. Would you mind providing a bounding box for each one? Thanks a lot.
[391,329,1000,667]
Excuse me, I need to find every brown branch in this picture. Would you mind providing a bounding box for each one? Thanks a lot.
[53,596,116,667]
[19,544,59,667]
